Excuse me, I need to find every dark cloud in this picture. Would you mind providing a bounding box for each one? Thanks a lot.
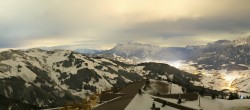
[119,15,250,39]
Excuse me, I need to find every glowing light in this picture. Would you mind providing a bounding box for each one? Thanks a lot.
[222,72,243,92]
[224,75,235,82]
[170,61,182,68]
[230,87,236,91]
[240,96,244,99]
[223,86,237,92]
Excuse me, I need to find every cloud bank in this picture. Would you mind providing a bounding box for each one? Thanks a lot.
[0,0,250,49]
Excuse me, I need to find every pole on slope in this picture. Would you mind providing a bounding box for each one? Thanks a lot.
[169,82,172,94]
[198,93,201,107]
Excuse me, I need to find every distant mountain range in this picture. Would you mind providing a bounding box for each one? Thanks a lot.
[77,37,250,70]
[74,49,104,55]
[191,38,250,70]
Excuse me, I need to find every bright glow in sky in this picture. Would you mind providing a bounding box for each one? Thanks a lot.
[0,0,250,50]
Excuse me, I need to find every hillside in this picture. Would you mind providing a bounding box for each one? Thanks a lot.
[0,49,200,109]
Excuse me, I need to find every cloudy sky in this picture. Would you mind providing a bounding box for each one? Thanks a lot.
[0,0,250,50]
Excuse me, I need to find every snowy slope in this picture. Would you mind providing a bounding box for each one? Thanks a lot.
[0,48,201,109]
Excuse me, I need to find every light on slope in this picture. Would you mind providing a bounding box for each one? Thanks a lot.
[223,73,242,92]
[170,61,182,68]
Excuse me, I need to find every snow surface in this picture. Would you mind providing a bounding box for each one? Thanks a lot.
[126,93,250,110]
[171,83,183,94]
[125,94,179,110]
[200,96,250,110]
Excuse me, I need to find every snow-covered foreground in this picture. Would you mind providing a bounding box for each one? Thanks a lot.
[126,93,250,110]
[139,80,249,110]
[126,79,250,110]
[125,94,179,110]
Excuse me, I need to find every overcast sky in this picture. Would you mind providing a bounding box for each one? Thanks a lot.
[0,0,250,50]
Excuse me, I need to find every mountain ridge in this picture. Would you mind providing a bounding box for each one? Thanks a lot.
[83,37,250,70]
[0,48,201,109]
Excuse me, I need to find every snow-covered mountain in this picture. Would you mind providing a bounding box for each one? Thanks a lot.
[95,42,191,62]
[92,37,250,70]
[0,48,201,109]
[191,37,250,70]
[74,49,104,55]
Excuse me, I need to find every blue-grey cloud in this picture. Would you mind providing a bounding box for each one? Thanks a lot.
[120,15,250,39]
